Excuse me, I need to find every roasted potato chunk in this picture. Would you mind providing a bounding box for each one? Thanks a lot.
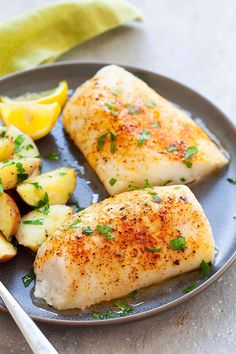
[16,205,73,251]
[17,167,76,206]
[0,158,41,190]
[7,125,39,158]
[0,126,14,161]
[0,232,17,262]
[0,192,20,240]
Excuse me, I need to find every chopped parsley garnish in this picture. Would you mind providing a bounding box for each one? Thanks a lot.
[34,192,50,215]
[96,225,114,234]
[25,144,34,150]
[199,260,211,277]
[109,177,117,186]
[128,179,151,191]
[0,177,3,194]
[14,135,25,153]
[17,173,29,183]
[111,88,121,96]
[151,121,159,128]
[169,236,186,250]
[22,267,35,287]
[182,282,197,294]
[166,145,178,152]
[23,218,44,225]
[180,177,186,182]
[82,226,93,235]
[227,178,236,185]
[110,131,116,153]
[137,129,151,146]
[0,130,7,138]
[106,233,115,240]
[97,131,116,153]
[145,247,162,252]
[44,151,60,160]
[64,219,81,230]
[35,192,49,209]
[16,162,25,174]
[31,182,42,190]
[145,100,157,107]
[97,132,108,149]
[151,195,161,203]
[114,299,133,314]
[105,102,117,115]
[148,191,157,195]
[183,146,198,168]
[69,200,85,212]
[59,172,67,176]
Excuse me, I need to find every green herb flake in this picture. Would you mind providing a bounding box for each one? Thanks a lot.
[31,182,42,190]
[174,186,181,190]
[23,218,44,225]
[152,195,161,203]
[14,135,25,153]
[227,178,236,185]
[22,267,35,287]
[145,247,162,252]
[59,172,67,177]
[97,132,108,149]
[96,225,114,234]
[17,173,29,183]
[199,260,211,278]
[167,145,179,152]
[82,226,93,235]
[111,88,121,96]
[16,162,25,174]
[128,179,151,191]
[145,100,157,108]
[161,180,172,186]
[183,146,198,168]
[44,152,60,160]
[106,233,115,240]
[151,121,159,128]
[109,131,116,153]
[64,219,82,230]
[182,282,197,294]
[170,236,186,250]
[69,200,85,212]
[25,144,34,151]
[0,177,3,193]
[180,177,186,182]
[148,191,157,195]
[36,192,49,209]
[137,130,151,146]
[105,102,117,112]
[114,299,133,314]
[109,177,117,186]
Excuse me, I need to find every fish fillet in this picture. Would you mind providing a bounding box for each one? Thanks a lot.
[34,186,214,310]
[62,65,228,195]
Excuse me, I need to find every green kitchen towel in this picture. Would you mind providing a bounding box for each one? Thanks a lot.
[0,0,142,77]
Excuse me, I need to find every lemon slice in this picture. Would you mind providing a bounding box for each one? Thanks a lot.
[0,102,61,140]
[0,81,68,108]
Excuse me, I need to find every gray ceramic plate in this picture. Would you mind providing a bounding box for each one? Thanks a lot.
[0,62,235,326]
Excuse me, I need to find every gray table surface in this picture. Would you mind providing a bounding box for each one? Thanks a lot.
[0,0,235,353]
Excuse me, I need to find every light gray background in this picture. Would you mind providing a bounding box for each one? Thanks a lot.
[0,1,236,353]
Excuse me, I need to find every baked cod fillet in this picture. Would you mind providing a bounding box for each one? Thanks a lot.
[34,186,214,310]
[62,65,228,195]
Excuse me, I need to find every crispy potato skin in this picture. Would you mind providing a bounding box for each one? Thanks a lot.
[0,232,17,262]
[34,186,215,310]
[0,192,21,240]
[63,65,228,195]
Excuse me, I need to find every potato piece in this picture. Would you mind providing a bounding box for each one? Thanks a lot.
[0,192,20,240]
[16,205,73,251]
[17,167,76,206]
[0,158,41,190]
[0,232,17,262]
[7,125,39,158]
[0,136,14,161]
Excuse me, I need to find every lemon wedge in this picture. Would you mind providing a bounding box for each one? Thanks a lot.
[0,81,68,108]
[0,102,61,140]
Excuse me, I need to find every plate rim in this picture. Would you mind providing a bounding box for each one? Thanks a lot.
[0,60,235,326]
